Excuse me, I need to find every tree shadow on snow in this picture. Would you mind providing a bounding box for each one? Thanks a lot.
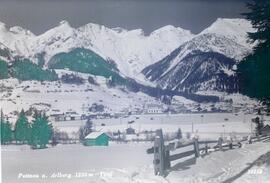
[222,151,270,183]
[169,156,197,172]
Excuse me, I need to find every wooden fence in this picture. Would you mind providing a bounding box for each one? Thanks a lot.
[147,129,270,176]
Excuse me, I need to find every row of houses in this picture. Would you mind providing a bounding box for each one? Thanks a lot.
[49,102,166,123]
[49,112,83,122]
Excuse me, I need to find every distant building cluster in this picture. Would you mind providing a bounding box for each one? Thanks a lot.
[49,111,83,122]
[144,103,164,114]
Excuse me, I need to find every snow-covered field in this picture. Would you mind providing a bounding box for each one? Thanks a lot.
[62,113,268,140]
[2,140,270,183]
[1,143,154,183]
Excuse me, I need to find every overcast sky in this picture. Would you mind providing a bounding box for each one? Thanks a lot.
[0,0,250,35]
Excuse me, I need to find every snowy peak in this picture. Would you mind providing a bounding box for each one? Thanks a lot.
[0,21,35,37]
[111,27,128,34]
[151,25,193,37]
[38,20,74,39]
[202,18,254,34]
[59,20,70,26]
[200,18,255,48]
[9,26,35,36]
[0,22,7,32]
[79,22,103,32]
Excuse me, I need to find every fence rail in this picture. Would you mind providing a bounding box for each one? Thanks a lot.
[147,129,270,176]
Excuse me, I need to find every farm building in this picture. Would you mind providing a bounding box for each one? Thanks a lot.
[84,132,110,146]
[145,103,164,114]
[49,113,65,121]
[261,124,270,136]
[126,127,136,135]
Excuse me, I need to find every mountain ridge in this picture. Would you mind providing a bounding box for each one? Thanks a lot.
[0,18,257,95]
[0,20,194,78]
[0,18,254,80]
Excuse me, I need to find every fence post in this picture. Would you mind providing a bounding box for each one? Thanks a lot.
[205,143,208,154]
[229,137,233,149]
[153,129,165,176]
[194,137,200,157]
[164,149,171,169]
[218,137,223,151]
[229,142,233,149]
[248,135,252,144]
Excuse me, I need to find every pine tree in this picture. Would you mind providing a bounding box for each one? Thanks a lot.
[14,110,30,144]
[1,121,13,144]
[176,128,182,139]
[1,110,13,144]
[79,119,93,140]
[238,0,270,105]
[30,112,52,149]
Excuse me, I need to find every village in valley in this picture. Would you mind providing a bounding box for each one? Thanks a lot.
[1,75,269,147]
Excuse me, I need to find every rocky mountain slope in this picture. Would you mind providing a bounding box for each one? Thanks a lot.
[142,18,256,93]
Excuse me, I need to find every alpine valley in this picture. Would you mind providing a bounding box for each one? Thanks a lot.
[0,18,260,122]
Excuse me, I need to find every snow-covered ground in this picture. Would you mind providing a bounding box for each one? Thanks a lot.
[167,140,270,183]
[1,143,156,183]
[51,112,269,141]
[2,140,270,183]
[236,151,270,183]
[92,113,269,140]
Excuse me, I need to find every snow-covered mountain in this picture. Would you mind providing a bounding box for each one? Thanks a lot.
[142,18,256,93]
[0,20,194,79]
[0,18,256,94]
[200,18,255,49]
[143,50,238,93]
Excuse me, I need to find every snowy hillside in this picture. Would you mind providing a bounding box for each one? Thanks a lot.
[200,18,256,49]
[0,73,159,124]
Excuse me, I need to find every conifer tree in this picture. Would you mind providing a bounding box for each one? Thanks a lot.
[1,110,13,144]
[238,0,270,105]
[79,119,93,140]
[30,111,52,149]
[176,128,182,139]
[14,110,30,144]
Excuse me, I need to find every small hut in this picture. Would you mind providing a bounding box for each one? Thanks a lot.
[84,132,109,146]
